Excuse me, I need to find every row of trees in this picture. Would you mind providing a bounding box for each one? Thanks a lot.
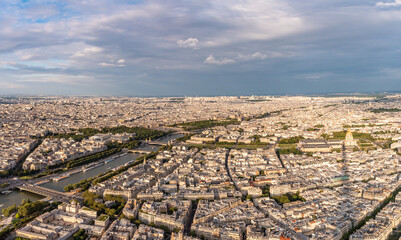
[53,126,166,142]
[278,136,304,144]
[48,138,141,178]
[17,199,50,218]
[175,134,195,143]
[106,140,139,150]
[64,170,112,192]
[244,110,282,121]
[277,147,302,155]
[370,108,401,113]
[173,119,240,131]
[64,148,120,169]
[102,126,166,140]
[19,168,63,180]
[2,204,17,217]
[2,199,50,220]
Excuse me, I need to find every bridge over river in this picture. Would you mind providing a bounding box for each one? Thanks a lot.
[148,141,168,146]
[18,184,83,204]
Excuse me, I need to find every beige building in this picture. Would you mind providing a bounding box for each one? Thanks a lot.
[344,129,357,147]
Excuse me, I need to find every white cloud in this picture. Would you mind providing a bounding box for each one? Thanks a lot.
[204,50,292,66]
[99,62,114,67]
[376,0,401,7]
[177,38,199,49]
[199,0,309,47]
[204,55,235,65]
[15,73,95,85]
[237,51,268,60]
[99,59,126,67]
[301,72,337,80]
[250,52,268,60]
[20,54,37,61]
[73,46,103,58]
[2,0,400,95]
[0,61,18,69]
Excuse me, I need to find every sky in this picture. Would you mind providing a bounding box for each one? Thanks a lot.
[1,0,401,96]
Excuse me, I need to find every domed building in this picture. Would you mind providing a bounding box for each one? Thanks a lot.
[344,129,357,147]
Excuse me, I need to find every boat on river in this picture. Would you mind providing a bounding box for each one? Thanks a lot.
[34,179,50,185]
[105,158,115,163]
[82,162,104,172]
[53,174,70,182]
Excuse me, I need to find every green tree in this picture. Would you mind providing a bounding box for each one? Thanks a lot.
[73,229,88,240]
[2,204,17,217]
[64,184,74,192]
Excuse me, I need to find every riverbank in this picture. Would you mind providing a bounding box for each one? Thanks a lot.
[0,133,184,212]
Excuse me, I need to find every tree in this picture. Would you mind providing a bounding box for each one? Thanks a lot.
[279,136,304,144]
[73,229,88,240]
[17,201,49,218]
[262,185,270,196]
[105,208,116,216]
[64,184,74,192]
[21,198,31,205]
[2,204,17,217]
[168,207,178,215]
[279,195,290,204]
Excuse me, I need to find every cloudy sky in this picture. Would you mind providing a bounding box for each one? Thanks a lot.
[1,0,401,96]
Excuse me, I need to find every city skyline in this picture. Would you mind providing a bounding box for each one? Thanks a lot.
[1,0,401,96]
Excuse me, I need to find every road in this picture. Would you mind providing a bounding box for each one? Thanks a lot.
[224,148,240,192]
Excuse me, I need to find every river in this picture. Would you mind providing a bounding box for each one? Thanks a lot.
[42,153,141,192]
[0,133,184,212]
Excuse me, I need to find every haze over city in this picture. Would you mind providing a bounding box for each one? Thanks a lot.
[1,0,401,96]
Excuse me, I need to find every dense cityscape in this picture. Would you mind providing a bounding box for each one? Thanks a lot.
[0,95,400,240]
[2,0,401,239]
